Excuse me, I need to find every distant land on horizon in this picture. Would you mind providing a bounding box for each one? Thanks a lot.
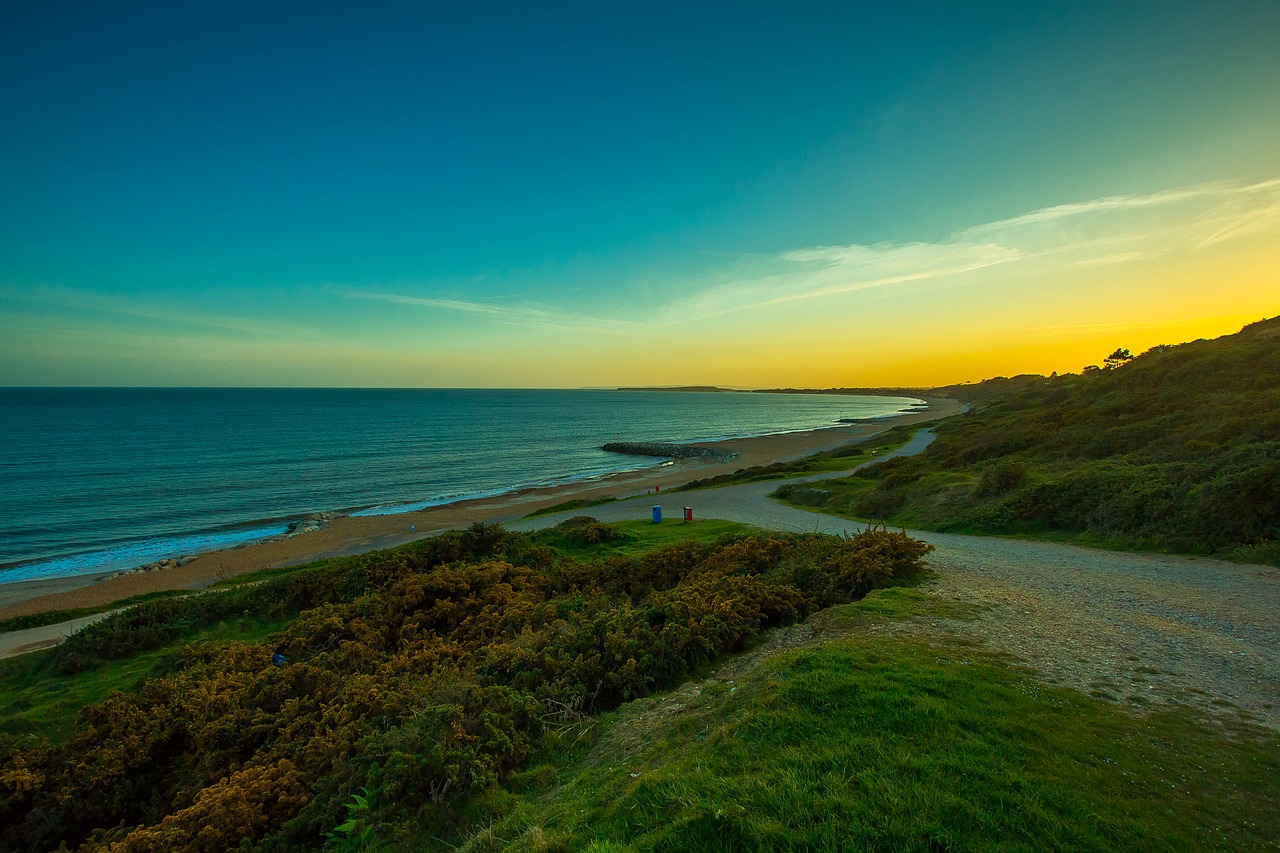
[616,385,934,396]
[616,385,737,392]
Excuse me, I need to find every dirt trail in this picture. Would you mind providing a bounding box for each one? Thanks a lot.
[0,610,121,660]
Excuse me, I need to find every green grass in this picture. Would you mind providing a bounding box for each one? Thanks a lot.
[205,556,337,588]
[0,645,173,741]
[830,583,982,623]
[0,610,287,741]
[428,588,1279,852]
[532,518,762,559]
[772,467,1263,561]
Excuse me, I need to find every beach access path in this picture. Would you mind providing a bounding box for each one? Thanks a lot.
[0,609,122,660]
[509,430,1280,732]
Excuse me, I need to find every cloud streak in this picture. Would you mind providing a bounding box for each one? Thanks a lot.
[660,178,1280,322]
[0,283,315,341]
[337,290,650,334]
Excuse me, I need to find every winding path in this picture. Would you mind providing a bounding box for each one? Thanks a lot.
[510,429,1280,730]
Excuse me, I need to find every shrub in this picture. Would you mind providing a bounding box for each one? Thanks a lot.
[976,460,1027,497]
[555,515,626,545]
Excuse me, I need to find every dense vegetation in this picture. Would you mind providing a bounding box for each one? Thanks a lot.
[0,520,930,852]
[777,316,1280,563]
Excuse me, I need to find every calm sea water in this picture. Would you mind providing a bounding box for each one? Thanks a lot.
[0,388,921,582]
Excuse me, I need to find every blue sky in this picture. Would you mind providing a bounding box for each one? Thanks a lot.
[2,1,1278,386]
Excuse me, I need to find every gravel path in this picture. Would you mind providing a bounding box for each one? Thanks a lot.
[511,429,1280,730]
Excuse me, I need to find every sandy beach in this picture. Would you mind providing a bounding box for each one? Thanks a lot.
[0,396,961,619]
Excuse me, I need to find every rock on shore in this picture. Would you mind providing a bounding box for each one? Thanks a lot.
[284,512,339,537]
[97,554,199,582]
[95,512,341,583]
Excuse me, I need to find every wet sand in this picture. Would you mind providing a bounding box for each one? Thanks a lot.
[0,396,961,618]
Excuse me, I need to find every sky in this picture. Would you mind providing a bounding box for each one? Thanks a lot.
[1,1,1278,388]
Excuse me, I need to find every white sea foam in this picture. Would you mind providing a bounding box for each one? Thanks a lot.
[0,523,289,583]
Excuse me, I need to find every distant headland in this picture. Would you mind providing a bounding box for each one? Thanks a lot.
[616,385,736,392]
[616,386,931,396]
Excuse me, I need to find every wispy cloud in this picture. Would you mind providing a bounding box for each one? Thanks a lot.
[959,178,1280,250]
[959,183,1234,235]
[337,289,649,334]
[0,283,314,340]
[1073,252,1152,268]
[661,241,1020,322]
[660,178,1280,322]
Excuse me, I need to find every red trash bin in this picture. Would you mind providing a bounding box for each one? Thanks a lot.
[683,507,693,523]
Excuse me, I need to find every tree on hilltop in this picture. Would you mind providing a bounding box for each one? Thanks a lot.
[1103,347,1134,369]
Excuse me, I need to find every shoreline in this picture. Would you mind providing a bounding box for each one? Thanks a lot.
[0,395,929,581]
[0,396,962,618]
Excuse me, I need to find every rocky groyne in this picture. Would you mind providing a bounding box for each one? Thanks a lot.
[601,442,739,464]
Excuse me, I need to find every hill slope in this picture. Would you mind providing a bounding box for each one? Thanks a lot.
[779,316,1280,563]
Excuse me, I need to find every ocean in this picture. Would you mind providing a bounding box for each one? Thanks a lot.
[0,388,921,583]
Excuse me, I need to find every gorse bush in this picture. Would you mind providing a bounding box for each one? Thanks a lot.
[553,515,628,545]
[0,522,931,852]
[48,523,520,675]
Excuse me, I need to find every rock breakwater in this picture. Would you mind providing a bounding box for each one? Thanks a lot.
[601,442,739,464]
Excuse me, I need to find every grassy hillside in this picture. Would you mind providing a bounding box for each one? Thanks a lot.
[777,316,1280,564]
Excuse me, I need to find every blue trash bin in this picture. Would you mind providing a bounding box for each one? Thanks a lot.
[652,505,662,524]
